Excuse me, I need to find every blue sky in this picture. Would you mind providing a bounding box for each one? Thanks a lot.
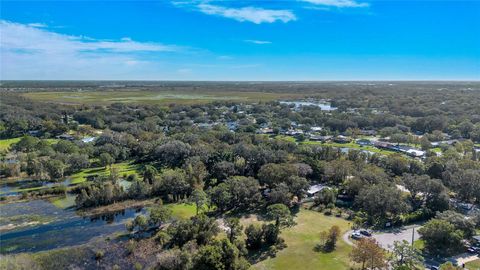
[1,0,479,80]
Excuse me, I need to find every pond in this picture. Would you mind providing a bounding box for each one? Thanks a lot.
[0,179,72,196]
[0,199,145,254]
[280,100,337,111]
[0,178,130,196]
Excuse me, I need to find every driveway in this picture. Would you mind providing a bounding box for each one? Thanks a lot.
[342,230,355,246]
[342,225,422,251]
[372,224,422,251]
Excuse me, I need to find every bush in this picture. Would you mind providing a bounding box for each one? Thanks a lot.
[126,240,136,255]
[95,250,105,260]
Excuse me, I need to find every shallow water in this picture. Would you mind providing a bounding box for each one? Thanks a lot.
[279,100,337,111]
[0,199,144,254]
[0,179,72,196]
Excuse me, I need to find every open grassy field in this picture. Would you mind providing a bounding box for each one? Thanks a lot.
[466,259,480,270]
[301,140,394,155]
[253,209,353,270]
[1,137,60,153]
[166,203,197,220]
[70,161,141,184]
[0,137,21,152]
[22,90,305,105]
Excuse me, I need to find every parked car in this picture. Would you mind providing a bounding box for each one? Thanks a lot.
[467,246,479,254]
[351,232,363,240]
[359,229,372,237]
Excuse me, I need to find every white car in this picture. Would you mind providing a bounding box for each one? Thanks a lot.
[351,232,364,240]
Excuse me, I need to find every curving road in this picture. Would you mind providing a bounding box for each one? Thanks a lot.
[342,225,422,251]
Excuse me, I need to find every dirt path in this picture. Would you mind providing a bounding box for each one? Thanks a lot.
[342,230,355,246]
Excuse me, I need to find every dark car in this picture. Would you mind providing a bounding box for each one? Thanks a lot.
[359,229,372,237]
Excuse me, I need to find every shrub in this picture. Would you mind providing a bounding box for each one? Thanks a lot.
[95,250,105,260]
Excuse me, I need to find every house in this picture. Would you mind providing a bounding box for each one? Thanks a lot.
[81,136,96,143]
[226,121,238,131]
[374,141,394,149]
[310,126,323,132]
[257,128,275,134]
[57,133,75,141]
[27,130,42,137]
[405,149,425,158]
[307,184,329,197]
[356,139,372,146]
[359,129,377,136]
[333,135,352,144]
[309,135,332,142]
[285,129,304,136]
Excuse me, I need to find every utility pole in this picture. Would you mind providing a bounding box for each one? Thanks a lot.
[411,227,415,246]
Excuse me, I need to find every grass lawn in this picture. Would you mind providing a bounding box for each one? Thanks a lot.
[70,162,141,184]
[166,203,197,220]
[466,259,480,270]
[301,140,393,155]
[50,195,76,209]
[273,135,297,143]
[253,209,353,270]
[0,137,59,153]
[0,137,21,152]
[22,90,305,105]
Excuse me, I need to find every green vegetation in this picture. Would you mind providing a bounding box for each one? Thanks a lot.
[466,259,480,270]
[166,203,197,220]
[22,90,303,105]
[70,162,141,184]
[0,137,21,152]
[302,140,394,155]
[50,195,76,209]
[2,246,89,269]
[0,214,54,226]
[253,209,352,270]
[273,135,297,143]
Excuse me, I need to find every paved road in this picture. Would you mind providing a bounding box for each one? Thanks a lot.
[342,225,422,251]
[342,230,355,246]
[372,225,422,251]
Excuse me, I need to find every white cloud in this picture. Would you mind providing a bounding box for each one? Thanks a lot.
[197,4,296,24]
[0,20,181,79]
[244,39,272,45]
[302,0,369,8]
[27,22,48,28]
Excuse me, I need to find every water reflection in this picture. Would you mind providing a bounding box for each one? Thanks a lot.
[0,199,145,254]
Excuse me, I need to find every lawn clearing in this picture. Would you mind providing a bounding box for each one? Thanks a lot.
[22,90,305,105]
[70,162,141,184]
[273,135,297,143]
[466,259,480,270]
[0,137,21,152]
[253,209,353,270]
[166,203,197,220]
[301,140,393,155]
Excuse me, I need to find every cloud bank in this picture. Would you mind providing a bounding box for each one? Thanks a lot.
[0,20,180,79]
[197,4,296,24]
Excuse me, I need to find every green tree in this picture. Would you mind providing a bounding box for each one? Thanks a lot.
[189,189,209,215]
[225,217,243,243]
[142,165,158,184]
[390,240,423,270]
[99,152,114,169]
[266,203,295,230]
[418,219,464,256]
[245,224,263,250]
